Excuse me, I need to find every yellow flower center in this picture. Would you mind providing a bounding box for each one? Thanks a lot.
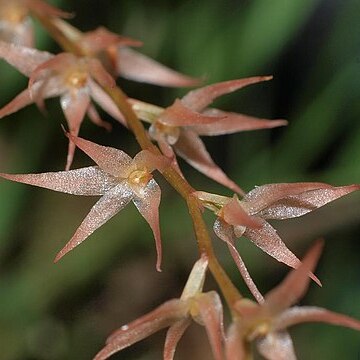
[127,168,152,187]
[65,70,88,89]
[150,121,180,145]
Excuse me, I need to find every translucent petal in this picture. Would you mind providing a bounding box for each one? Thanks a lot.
[54,182,133,262]
[242,182,360,217]
[164,318,191,360]
[274,306,360,331]
[182,76,273,112]
[192,108,287,136]
[0,39,53,76]
[159,99,225,127]
[0,166,116,195]
[88,80,126,126]
[132,179,162,271]
[174,128,243,194]
[117,47,199,87]
[195,291,225,360]
[244,220,319,285]
[94,299,187,360]
[264,240,323,313]
[213,219,264,303]
[180,256,208,301]
[259,184,360,220]
[67,134,132,178]
[257,331,297,360]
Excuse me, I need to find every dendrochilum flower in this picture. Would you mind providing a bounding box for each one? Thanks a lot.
[51,20,200,87]
[94,256,225,360]
[196,182,360,302]
[225,240,360,360]
[131,77,287,194]
[0,41,126,169]
[0,0,71,46]
[0,135,169,270]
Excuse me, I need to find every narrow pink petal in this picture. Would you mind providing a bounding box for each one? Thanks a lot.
[192,109,287,136]
[88,58,116,88]
[0,40,53,76]
[0,166,116,195]
[26,0,73,18]
[257,331,297,360]
[225,323,247,360]
[54,182,133,262]
[182,76,273,112]
[86,104,112,131]
[164,318,191,360]
[61,91,91,170]
[275,306,360,331]
[132,179,162,271]
[264,240,324,313]
[133,150,170,173]
[117,47,199,87]
[95,299,186,360]
[159,99,225,127]
[260,184,360,220]
[66,134,132,177]
[82,26,142,53]
[195,291,225,360]
[244,221,320,285]
[174,129,244,194]
[242,182,359,216]
[213,219,264,303]
[0,88,33,119]
[222,195,262,229]
[88,80,126,126]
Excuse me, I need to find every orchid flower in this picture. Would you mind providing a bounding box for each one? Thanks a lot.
[225,240,360,360]
[131,77,288,194]
[0,40,127,169]
[196,182,360,302]
[94,256,225,360]
[51,20,199,87]
[0,0,71,47]
[0,135,169,270]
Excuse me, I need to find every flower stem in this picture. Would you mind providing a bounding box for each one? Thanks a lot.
[35,15,242,308]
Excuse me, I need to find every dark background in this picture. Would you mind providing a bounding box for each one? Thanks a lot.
[0,0,359,359]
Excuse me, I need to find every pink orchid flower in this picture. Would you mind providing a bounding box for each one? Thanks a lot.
[0,0,71,47]
[0,41,126,169]
[94,256,225,360]
[52,20,200,87]
[225,240,360,360]
[0,135,169,270]
[196,182,360,302]
[131,77,287,194]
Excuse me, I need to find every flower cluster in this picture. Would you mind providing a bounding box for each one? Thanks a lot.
[0,1,359,359]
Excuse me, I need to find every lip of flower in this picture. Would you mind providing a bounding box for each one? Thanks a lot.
[64,68,89,89]
[149,121,181,145]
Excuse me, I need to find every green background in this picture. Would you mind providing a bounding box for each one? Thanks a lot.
[0,0,359,359]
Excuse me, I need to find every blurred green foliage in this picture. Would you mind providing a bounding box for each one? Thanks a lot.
[0,0,359,359]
